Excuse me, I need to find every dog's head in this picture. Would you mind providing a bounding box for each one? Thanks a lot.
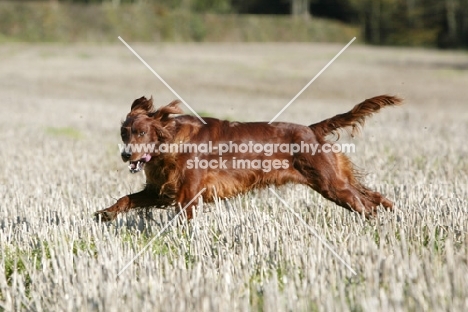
[120,96,183,173]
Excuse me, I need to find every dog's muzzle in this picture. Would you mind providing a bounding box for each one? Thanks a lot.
[128,154,152,173]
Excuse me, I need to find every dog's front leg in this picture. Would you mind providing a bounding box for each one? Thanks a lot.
[94,189,170,222]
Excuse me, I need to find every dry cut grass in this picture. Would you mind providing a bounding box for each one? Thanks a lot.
[0,42,467,311]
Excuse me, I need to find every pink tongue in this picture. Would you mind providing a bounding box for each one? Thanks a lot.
[143,154,151,162]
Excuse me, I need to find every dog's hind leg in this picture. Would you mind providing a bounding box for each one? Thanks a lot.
[294,152,386,218]
[359,187,393,210]
[308,177,373,217]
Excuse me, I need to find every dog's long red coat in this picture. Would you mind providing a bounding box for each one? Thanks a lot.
[95,95,402,221]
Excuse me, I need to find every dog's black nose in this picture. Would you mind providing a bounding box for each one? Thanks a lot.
[121,151,132,161]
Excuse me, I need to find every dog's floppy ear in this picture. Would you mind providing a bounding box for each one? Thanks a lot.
[130,96,155,113]
[153,99,183,122]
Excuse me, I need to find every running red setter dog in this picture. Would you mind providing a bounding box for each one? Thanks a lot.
[95,95,402,221]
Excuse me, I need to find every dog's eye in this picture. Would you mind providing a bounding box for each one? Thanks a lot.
[139,131,146,137]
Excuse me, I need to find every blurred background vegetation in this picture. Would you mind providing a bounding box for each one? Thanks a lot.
[1,0,467,48]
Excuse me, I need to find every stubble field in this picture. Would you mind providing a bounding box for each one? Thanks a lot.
[0,42,467,311]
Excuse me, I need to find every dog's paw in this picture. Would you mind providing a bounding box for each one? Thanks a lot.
[94,210,117,222]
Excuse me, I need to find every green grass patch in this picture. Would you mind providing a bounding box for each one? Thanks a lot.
[45,126,83,139]
[196,111,213,118]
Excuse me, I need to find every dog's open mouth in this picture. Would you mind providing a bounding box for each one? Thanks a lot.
[128,154,152,173]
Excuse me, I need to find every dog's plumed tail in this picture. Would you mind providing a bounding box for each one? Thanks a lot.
[309,95,403,139]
